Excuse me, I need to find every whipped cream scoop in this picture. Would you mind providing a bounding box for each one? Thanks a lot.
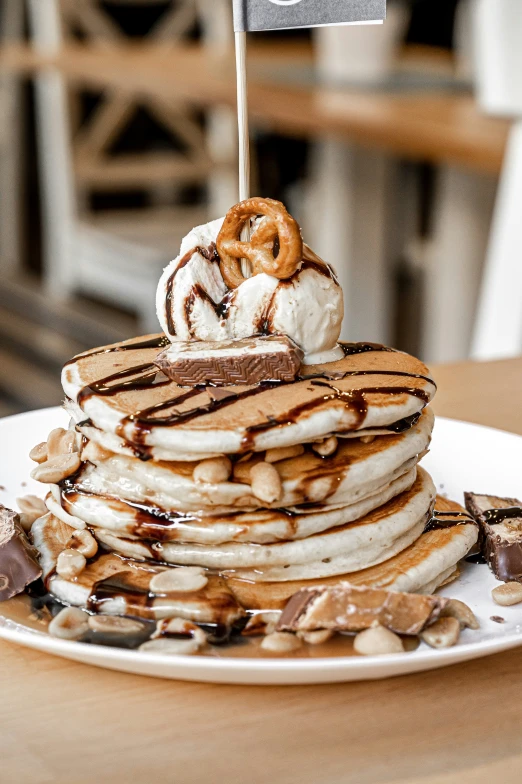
[156,209,344,365]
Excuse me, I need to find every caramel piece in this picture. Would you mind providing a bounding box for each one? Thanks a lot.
[0,506,42,601]
[278,583,448,636]
[155,335,303,387]
[465,492,522,582]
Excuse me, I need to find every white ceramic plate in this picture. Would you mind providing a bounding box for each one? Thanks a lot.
[1,407,522,685]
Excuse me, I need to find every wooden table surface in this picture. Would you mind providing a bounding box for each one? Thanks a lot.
[2,356,522,784]
[0,42,510,174]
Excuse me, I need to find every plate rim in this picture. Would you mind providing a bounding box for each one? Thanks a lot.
[1,406,522,679]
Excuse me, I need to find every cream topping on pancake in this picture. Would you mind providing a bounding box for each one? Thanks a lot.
[62,336,436,455]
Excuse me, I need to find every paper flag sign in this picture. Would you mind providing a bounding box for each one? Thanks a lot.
[233,0,386,32]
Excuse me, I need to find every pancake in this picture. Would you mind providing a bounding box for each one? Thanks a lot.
[227,497,478,608]
[68,408,432,513]
[62,335,436,456]
[228,522,478,609]
[31,497,477,616]
[88,469,435,580]
[59,466,417,545]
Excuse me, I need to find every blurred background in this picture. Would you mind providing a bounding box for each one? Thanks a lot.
[0,0,520,415]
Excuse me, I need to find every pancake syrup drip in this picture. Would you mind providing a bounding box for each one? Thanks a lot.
[72,341,436,447]
[61,486,344,543]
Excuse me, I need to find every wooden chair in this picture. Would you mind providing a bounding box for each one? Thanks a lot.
[27,0,235,332]
[0,0,25,277]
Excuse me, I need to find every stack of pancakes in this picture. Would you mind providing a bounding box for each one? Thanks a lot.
[31,336,478,621]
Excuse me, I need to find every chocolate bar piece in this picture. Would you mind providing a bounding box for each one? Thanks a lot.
[277,583,448,636]
[464,492,522,582]
[0,506,42,601]
[155,335,303,386]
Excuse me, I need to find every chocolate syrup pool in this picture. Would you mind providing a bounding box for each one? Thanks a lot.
[2,592,420,659]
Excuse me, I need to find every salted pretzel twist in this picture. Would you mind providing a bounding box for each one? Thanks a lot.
[216,197,303,289]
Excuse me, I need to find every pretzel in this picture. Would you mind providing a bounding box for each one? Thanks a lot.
[216,198,303,289]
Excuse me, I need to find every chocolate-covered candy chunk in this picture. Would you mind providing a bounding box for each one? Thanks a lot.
[0,505,42,601]
[277,583,448,636]
[464,492,522,582]
[155,334,303,387]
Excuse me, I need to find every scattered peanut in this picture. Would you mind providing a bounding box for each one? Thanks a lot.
[261,631,302,653]
[492,582,522,606]
[149,566,208,595]
[304,476,333,503]
[56,549,87,580]
[30,453,81,484]
[243,612,281,637]
[360,435,376,444]
[48,607,89,641]
[442,599,480,630]
[46,428,78,459]
[420,617,460,649]
[354,624,404,656]
[142,617,207,655]
[265,445,304,463]
[193,456,232,484]
[88,615,144,635]
[67,529,98,559]
[250,461,283,504]
[139,637,201,656]
[312,436,338,457]
[29,442,48,464]
[298,629,334,645]
[16,495,47,532]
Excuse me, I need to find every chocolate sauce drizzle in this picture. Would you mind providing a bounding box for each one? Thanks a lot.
[72,339,436,447]
[424,509,476,533]
[77,363,171,408]
[165,243,340,340]
[482,507,522,526]
[165,243,220,336]
[64,335,169,369]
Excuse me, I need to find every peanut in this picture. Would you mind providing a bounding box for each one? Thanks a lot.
[261,631,302,653]
[193,456,232,484]
[47,428,78,459]
[312,436,338,457]
[250,461,282,504]
[265,445,304,463]
[142,617,207,655]
[29,442,48,464]
[243,611,281,637]
[30,453,81,484]
[420,617,460,649]
[442,599,480,630]
[56,549,86,580]
[48,607,89,641]
[298,629,334,645]
[67,529,98,559]
[149,566,208,595]
[88,615,143,635]
[17,495,47,531]
[492,582,522,606]
[354,625,404,656]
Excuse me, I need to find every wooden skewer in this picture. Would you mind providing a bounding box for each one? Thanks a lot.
[235,30,251,272]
